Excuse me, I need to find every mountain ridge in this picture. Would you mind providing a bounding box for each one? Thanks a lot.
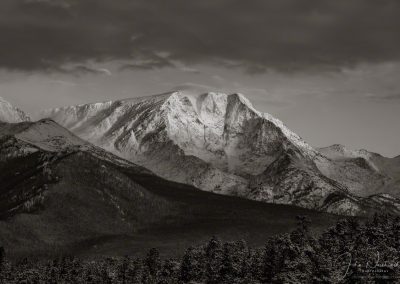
[318,143,400,197]
[0,97,31,123]
[37,90,400,215]
[0,118,342,258]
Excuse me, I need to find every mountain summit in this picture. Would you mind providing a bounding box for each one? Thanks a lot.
[40,91,317,187]
[39,91,400,215]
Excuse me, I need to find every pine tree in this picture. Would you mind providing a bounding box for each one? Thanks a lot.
[205,236,223,283]
[100,263,113,284]
[159,258,179,284]
[0,246,5,283]
[126,258,144,283]
[180,246,205,283]
[145,248,161,279]
[117,256,130,283]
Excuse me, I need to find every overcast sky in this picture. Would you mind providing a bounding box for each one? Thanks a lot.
[0,0,399,157]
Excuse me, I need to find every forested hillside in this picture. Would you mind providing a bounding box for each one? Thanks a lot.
[1,214,399,283]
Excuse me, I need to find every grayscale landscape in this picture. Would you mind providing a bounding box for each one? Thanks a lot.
[0,1,399,283]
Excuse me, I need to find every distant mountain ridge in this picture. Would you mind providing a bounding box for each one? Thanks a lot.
[318,144,400,197]
[38,90,400,216]
[0,97,31,123]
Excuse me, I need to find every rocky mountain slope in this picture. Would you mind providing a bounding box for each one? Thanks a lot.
[0,119,341,258]
[39,91,400,215]
[0,97,30,123]
[318,144,400,197]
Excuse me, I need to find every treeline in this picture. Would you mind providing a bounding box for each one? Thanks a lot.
[1,215,399,283]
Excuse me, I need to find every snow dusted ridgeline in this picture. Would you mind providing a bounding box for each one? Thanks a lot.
[319,144,380,170]
[0,119,89,164]
[13,119,87,152]
[40,91,316,170]
[0,97,31,123]
[39,91,400,215]
[39,92,316,182]
[317,144,400,197]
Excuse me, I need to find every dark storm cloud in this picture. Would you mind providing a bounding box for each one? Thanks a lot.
[1,0,400,72]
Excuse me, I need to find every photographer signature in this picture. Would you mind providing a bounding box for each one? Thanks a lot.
[334,251,400,280]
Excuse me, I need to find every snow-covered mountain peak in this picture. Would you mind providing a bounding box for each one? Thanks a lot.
[0,97,31,123]
[162,91,256,116]
[167,91,315,154]
[39,90,318,178]
[26,90,400,216]
[122,91,176,105]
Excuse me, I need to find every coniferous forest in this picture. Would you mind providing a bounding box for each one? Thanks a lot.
[0,214,399,283]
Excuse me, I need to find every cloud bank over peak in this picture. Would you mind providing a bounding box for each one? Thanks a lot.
[0,0,400,73]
